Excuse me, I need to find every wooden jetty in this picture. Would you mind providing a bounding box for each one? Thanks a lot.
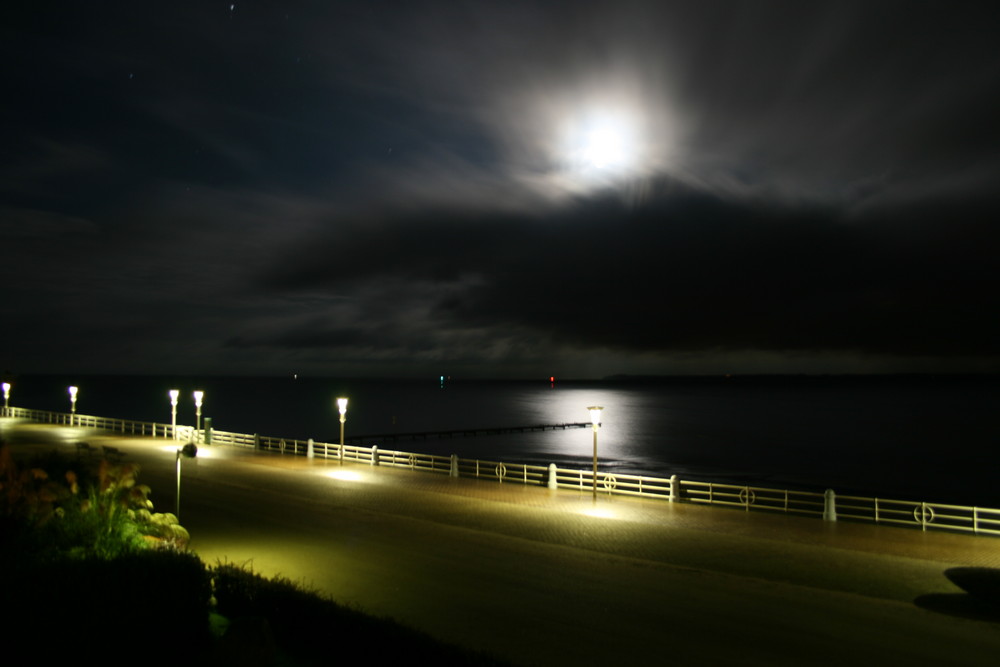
[344,422,590,445]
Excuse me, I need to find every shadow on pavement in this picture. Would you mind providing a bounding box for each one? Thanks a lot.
[1,428,69,446]
[915,567,1000,622]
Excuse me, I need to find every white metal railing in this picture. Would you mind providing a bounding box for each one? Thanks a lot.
[6,406,1000,538]
[551,467,674,499]
[834,495,1000,536]
[4,407,175,438]
[458,458,548,485]
[210,430,258,449]
[680,480,826,516]
[377,449,451,473]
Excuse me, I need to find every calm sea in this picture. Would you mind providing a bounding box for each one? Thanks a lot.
[5,374,998,506]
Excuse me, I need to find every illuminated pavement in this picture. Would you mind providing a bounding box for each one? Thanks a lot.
[5,421,1000,666]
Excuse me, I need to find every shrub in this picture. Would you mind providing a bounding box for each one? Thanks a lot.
[0,444,190,562]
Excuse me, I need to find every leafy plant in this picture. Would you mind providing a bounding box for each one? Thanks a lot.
[0,443,73,524]
[0,443,190,561]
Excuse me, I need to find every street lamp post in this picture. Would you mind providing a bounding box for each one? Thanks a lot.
[2,382,10,417]
[193,391,204,444]
[587,405,604,501]
[169,389,179,440]
[68,386,79,426]
[337,397,348,464]
[175,443,198,520]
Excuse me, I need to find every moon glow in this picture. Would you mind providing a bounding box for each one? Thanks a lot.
[555,107,647,189]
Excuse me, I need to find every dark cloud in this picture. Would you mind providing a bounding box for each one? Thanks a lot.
[258,184,999,361]
[1,1,998,376]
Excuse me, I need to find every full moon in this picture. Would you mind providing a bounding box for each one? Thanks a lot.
[582,126,626,168]
[557,108,643,186]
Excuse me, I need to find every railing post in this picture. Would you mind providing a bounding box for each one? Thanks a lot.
[669,474,678,502]
[307,438,314,460]
[254,433,261,450]
[823,488,837,522]
[548,463,557,489]
[450,454,459,478]
[371,444,378,466]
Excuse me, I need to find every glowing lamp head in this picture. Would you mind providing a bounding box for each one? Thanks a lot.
[2,382,9,399]
[169,389,180,406]
[337,397,348,415]
[68,386,78,400]
[587,405,604,427]
[193,390,204,408]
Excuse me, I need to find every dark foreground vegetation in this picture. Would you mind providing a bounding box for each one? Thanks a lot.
[0,444,507,666]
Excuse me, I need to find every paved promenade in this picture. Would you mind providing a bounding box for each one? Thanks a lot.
[5,421,1000,665]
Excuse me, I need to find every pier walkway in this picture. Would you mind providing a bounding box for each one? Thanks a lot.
[4,420,1000,666]
[345,421,589,444]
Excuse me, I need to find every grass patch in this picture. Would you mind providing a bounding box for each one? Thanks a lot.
[210,561,509,666]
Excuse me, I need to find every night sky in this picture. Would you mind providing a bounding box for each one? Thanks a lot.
[3,1,999,378]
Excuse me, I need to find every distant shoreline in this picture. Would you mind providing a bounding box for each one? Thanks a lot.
[4,371,998,384]
[600,372,999,385]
